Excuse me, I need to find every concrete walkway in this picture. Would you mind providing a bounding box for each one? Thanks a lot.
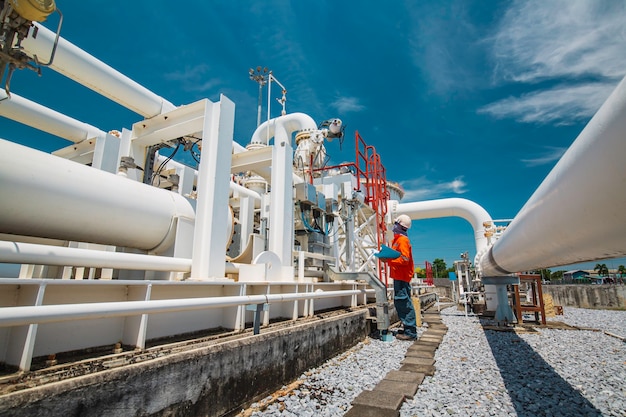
[344,308,448,417]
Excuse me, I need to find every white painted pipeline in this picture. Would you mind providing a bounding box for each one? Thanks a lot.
[392,198,493,254]
[0,240,240,274]
[0,289,373,327]
[479,75,626,277]
[0,240,191,271]
[0,90,105,143]
[154,155,262,204]
[0,139,194,252]
[249,113,316,265]
[230,181,262,201]
[20,23,176,118]
[250,112,317,146]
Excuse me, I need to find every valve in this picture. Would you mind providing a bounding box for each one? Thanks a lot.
[0,0,63,96]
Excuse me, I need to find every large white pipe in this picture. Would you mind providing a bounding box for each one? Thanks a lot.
[479,75,626,276]
[0,139,194,252]
[20,23,176,118]
[0,289,372,327]
[0,91,106,143]
[392,198,493,254]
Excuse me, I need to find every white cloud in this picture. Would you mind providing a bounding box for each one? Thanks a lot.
[400,176,467,201]
[330,97,366,113]
[520,146,567,167]
[492,0,626,83]
[164,65,210,81]
[405,2,483,94]
[478,82,616,124]
[164,65,220,93]
[483,0,626,124]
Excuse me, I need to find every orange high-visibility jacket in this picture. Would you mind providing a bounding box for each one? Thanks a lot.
[388,234,414,282]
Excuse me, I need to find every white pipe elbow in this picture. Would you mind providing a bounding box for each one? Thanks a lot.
[391,198,493,255]
[250,113,317,146]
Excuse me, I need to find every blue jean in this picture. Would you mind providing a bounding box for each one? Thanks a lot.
[393,280,417,338]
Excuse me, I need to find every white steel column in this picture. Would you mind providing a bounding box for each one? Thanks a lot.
[133,284,152,350]
[269,139,294,266]
[238,195,255,253]
[191,96,236,279]
[18,283,46,371]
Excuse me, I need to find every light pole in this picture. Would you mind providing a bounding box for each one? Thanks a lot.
[249,66,269,127]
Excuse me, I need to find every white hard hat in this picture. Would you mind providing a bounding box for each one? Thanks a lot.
[395,214,412,229]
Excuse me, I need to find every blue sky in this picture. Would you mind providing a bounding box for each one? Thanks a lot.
[2,0,626,272]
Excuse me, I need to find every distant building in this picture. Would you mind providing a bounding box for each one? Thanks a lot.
[563,270,590,280]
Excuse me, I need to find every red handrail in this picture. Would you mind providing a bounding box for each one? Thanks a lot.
[355,132,390,286]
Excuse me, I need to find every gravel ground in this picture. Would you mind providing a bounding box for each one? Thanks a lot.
[403,307,626,417]
[242,331,419,417]
[243,306,626,417]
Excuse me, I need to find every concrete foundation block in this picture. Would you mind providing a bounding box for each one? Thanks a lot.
[399,363,436,376]
[419,335,443,343]
[407,345,437,355]
[405,349,435,359]
[385,370,425,385]
[351,389,405,410]
[402,356,435,366]
[414,340,440,348]
[376,379,419,399]
[345,404,399,417]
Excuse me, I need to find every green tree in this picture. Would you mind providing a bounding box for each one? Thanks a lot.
[551,270,564,280]
[594,263,609,277]
[617,265,625,277]
[432,258,447,278]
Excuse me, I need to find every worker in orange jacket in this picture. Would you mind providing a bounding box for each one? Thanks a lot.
[385,214,417,340]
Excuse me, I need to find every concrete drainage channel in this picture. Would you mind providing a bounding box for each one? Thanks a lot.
[0,306,383,417]
[345,307,448,417]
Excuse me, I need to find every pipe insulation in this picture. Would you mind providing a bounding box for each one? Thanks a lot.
[478,75,626,277]
[0,139,195,252]
[392,198,493,254]
[20,23,176,118]
[250,112,317,146]
[0,91,106,143]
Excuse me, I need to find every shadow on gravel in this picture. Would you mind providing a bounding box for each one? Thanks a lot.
[480,319,602,417]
